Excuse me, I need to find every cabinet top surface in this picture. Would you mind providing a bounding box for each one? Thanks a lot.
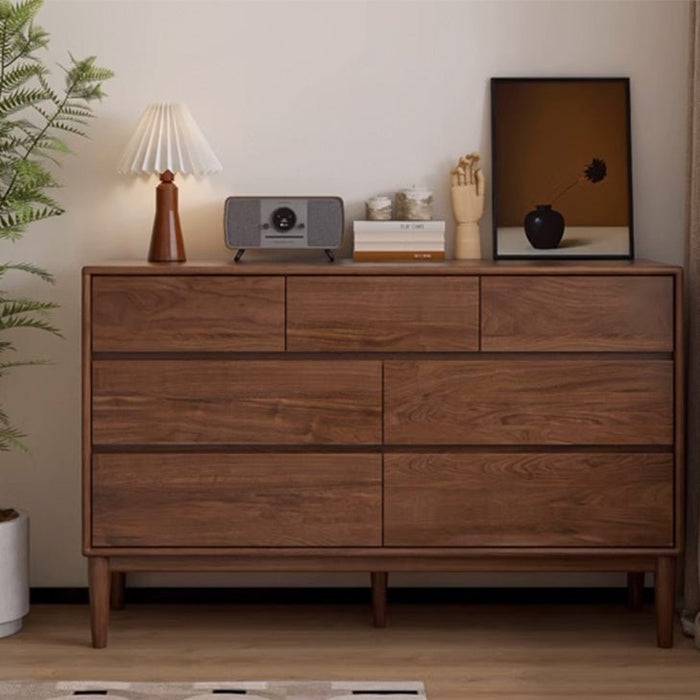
[83,259,681,276]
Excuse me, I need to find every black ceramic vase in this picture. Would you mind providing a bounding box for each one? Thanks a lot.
[523,204,565,249]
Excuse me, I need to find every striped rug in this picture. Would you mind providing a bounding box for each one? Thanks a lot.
[0,681,426,699]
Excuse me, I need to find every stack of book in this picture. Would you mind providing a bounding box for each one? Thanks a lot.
[353,220,445,261]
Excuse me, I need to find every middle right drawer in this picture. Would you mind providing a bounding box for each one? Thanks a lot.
[384,359,673,445]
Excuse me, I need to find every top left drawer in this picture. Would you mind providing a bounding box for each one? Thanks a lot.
[90,276,285,352]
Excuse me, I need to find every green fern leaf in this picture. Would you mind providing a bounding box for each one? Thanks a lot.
[0,423,27,452]
[0,313,60,334]
[1,295,57,309]
[36,72,59,105]
[0,0,113,454]
[0,358,49,372]
[48,121,85,137]
[0,261,54,282]
[0,86,47,116]
[0,133,32,152]
[0,62,44,92]
[0,0,42,37]
[62,104,92,118]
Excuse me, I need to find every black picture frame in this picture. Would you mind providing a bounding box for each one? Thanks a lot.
[490,77,634,260]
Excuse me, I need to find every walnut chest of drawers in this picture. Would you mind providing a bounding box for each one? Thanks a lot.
[82,260,683,648]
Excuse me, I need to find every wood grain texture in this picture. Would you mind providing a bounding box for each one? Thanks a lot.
[4,603,699,691]
[371,572,388,627]
[81,264,683,649]
[82,272,92,553]
[655,555,675,648]
[627,572,644,610]
[384,453,673,547]
[92,453,381,547]
[673,270,685,550]
[481,275,674,351]
[88,556,109,649]
[82,259,680,276]
[384,359,673,445]
[287,276,478,351]
[110,572,125,611]
[92,359,382,445]
[91,275,285,351]
[104,553,662,572]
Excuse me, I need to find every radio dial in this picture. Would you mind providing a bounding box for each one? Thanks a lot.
[271,207,297,232]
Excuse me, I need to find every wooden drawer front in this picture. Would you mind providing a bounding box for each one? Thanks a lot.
[93,453,382,547]
[481,276,674,351]
[92,360,382,445]
[384,359,673,445]
[91,276,285,351]
[384,453,673,547]
[287,276,479,351]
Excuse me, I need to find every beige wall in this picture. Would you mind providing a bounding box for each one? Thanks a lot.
[0,0,691,587]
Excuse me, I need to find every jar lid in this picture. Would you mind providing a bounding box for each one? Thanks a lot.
[399,187,432,195]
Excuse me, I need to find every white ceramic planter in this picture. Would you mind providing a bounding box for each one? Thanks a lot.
[0,509,29,637]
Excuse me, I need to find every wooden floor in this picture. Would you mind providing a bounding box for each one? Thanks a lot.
[1,603,699,698]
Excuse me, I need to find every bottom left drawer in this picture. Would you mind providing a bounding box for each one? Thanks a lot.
[91,453,382,547]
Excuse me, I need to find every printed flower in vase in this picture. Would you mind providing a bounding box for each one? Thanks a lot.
[524,158,607,249]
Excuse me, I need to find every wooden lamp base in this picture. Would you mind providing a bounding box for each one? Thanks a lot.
[148,170,185,262]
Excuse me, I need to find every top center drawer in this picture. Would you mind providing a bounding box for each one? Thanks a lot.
[287,276,479,352]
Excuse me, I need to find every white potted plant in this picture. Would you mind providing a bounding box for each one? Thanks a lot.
[0,0,112,637]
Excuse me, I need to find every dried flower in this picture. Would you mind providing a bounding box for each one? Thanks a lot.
[550,157,607,204]
[584,158,607,183]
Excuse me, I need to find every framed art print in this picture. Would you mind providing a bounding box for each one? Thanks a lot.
[491,77,633,259]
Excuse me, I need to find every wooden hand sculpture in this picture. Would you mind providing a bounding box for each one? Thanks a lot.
[450,152,485,259]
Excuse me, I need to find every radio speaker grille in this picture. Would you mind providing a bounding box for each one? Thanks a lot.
[308,198,344,248]
[224,198,261,248]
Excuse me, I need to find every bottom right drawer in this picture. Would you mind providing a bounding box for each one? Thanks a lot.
[384,453,673,547]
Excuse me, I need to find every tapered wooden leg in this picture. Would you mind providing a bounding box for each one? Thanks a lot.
[655,556,675,648]
[371,571,387,628]
[627,572,645,610]
[88,556,110,649]
[110,572,126,610]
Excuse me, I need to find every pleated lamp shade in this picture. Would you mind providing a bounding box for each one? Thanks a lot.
[118,103,222,263]
[117,103,222,176]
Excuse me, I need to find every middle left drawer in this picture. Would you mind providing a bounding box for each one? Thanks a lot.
[92,360,383,446]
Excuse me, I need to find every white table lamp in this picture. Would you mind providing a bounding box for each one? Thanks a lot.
[117,103,222,262]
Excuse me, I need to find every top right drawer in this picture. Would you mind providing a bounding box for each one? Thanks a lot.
[481,276,674,352]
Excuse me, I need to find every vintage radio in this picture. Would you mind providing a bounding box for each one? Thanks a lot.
[224,196,344,261]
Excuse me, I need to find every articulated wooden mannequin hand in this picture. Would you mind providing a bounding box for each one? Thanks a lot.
[450,152,485,259]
